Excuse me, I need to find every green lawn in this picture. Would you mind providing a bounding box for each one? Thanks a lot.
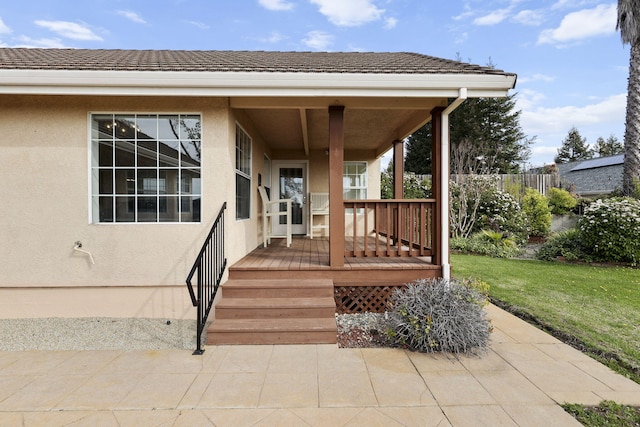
[451,254,640,379]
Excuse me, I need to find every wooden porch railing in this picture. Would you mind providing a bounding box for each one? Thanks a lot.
[343,199,436,258]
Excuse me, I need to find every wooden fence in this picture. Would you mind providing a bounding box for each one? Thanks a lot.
[414,174,559,197]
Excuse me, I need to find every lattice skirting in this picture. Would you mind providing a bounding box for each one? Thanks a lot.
[334,285,408,314]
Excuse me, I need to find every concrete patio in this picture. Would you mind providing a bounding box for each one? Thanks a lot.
[1,304,639,426]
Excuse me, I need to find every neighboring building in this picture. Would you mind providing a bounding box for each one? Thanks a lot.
[0,49,515,343]
[556,154,624,197]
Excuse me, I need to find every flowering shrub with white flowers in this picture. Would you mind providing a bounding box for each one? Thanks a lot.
[578,197,640,265]
[477,188,528,244]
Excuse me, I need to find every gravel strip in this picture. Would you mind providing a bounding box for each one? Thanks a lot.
[0,314,387,351]
[335,312,386,333]
[0,318,197,351]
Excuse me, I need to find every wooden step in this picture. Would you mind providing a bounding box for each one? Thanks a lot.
[215,297,336,319]
[221,279,333,298]
[207,318,337,345]
[206,278,337,345]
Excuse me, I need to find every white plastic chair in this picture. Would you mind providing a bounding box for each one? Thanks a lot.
[258,186,292,247]
[309,193,329,239]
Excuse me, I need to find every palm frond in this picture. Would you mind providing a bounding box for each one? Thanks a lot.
[617,0,640,44]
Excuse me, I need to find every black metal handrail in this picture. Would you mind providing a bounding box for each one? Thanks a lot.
[186,202,227,355]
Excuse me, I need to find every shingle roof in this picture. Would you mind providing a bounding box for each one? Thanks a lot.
[0,48,514,76]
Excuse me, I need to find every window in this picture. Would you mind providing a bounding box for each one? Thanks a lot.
[343,162,368,200]
[91,114,201,223]
[236,124,252,220]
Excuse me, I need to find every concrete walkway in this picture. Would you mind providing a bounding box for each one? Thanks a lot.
[1,305,639,426]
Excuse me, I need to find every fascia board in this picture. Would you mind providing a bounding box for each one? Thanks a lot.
[0,69,516,97]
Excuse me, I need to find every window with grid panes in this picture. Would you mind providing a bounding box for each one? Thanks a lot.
[90,114,201,223]
[235,124,252,220]
[343,162,367,200]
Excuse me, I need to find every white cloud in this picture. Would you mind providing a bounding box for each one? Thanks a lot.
[550,0,596,11]
[453,5,474,21]
[474,8,510,26]
[258,0,294,11]
[35,20,103,41]
[384,17,398,30]
[516,88,547,110]
[512,9,545,26]
[538,4,617,46]
[303,30,334,50]
[517,73,557,84]
[521,93,626,136]
[310,0,384,27]
[185,21,210,30]
[13,35,67,48]
[0,17,12,34]
[117,10,147,24]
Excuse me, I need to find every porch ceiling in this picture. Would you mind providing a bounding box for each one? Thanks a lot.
[240,97,444,156]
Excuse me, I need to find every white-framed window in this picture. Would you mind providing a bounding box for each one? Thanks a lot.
[343,161,368,200]
[90,113,201,223]
[235,124,252,220]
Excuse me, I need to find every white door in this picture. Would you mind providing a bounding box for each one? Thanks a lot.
[273,162,307,236]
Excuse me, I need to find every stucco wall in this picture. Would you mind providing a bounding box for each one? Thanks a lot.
[0,95,248,318]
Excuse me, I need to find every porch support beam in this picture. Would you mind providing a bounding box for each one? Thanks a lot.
[430,107,444,269]
[299,108,309,156]
[393,139,404,199]
[329,106,345,267]
[436,88,467,280]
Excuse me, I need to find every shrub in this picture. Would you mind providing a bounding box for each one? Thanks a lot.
[521,188,552,237]
[535,228,592,262]
[383,278,491,354]
[449,175,499,239]
[451,230,523,259]
[477,188,528,244]
[547,187,578,215]
[578,198,640,265]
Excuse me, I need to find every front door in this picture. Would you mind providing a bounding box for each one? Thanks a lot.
[273,162,307,236]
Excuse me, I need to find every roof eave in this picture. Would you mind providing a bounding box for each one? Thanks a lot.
[0,69,516,97]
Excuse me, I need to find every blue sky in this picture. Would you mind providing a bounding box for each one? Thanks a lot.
[0,0,629,168]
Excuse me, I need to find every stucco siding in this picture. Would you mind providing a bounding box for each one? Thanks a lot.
[0,95,242,318]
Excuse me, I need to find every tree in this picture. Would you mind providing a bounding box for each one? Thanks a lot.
[554,127,593,163]
[593,135,624,157]
[617,0,640,196]
[404,94,532,174]
[404,124,432,174]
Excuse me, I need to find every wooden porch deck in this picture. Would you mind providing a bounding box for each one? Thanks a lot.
[229,237,441,286]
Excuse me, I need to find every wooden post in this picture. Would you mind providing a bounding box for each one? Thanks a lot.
[431,107,445,266]
[329,106,345,268]
[393,139,404,199]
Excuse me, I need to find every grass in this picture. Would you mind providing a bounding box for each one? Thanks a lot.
[451,254,640,381]
[562,401,640,426]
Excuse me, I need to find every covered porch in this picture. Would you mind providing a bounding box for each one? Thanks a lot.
[241,100,460,279]
[229,236,441,314]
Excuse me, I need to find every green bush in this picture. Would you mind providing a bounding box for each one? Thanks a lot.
[384,278,491,354]
[578,198,640,265]
[477,188,528,244]
[535,228,592,262]
[548,187,578,214]
[451,230,523,258]
[521,188,552,237]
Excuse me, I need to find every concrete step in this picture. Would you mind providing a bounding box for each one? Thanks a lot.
[207,318,337,345]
